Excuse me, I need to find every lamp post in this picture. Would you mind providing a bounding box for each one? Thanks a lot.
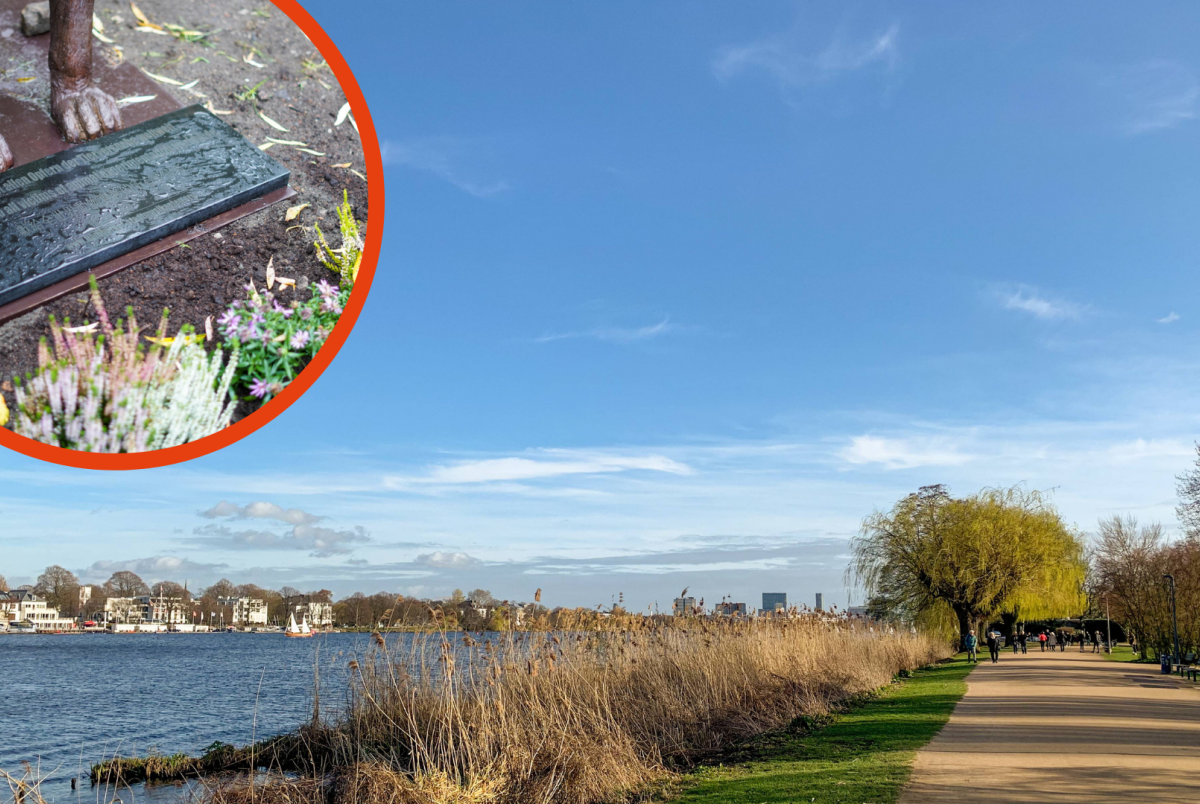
[1105,595,1112,654]
[1164,574,1180,672]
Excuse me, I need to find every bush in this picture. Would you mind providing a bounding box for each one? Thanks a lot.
[218,279,349,403]
[8,278,238,452]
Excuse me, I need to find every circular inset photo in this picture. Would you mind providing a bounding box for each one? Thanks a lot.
[0,0,383,468]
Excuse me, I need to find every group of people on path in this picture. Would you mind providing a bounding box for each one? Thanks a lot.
[965,627,1112,664]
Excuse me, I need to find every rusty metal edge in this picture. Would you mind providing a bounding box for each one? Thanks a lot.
[0,185,297,326]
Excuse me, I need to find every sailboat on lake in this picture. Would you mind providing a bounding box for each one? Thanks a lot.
[285,611,313,638]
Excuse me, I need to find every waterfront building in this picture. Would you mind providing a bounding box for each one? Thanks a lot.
[103,594,188,625]
[672,596,697,616]
[761,592,787,615]
[295,601,334,627]
[815,592,824,611]
[218,596,268,627]
[0,590,76,630]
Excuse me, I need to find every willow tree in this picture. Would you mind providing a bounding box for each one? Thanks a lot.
[850,484,1086,646]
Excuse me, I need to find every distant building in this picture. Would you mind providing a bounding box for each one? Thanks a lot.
[296,601,333,627]
[847,606,868,617]
[0,590,75,630]
[815,592,824,611]
[762,592,787,614]
[219,596,268,627]
[103,595,187,625]
[716,601,747,617]
[672,597,697,616]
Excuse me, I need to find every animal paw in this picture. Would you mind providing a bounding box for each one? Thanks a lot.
[0,132,12,173]
[52,85,123,144]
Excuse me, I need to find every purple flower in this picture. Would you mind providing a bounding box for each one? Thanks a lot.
[315,279,337,298]
[274,301,294,318]
[290,330,311,349]
[250,312,265,326]
[321,297,343,315]
[249,378,270,398]
[299,307,313,321]
[218,309,240,328]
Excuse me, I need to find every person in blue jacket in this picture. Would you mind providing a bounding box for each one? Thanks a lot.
[964,629,979,663]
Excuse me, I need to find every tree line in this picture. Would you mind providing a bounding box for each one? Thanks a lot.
[0,567,540,630]
[1090,446,1200,660]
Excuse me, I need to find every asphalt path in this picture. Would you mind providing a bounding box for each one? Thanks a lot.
[900,647,1200,802]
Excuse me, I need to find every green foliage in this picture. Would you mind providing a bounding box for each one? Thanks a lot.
[218,279,349,403]
[8,278,237,452]
[668,658,974,804]
[314,190,363,289]
[850,484,1087,645]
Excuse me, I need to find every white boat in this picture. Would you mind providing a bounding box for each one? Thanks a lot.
[285,612,313,638]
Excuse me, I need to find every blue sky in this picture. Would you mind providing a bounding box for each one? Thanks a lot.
[2,1,1199,612]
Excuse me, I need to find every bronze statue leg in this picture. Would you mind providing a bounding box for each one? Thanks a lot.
[49,0,122,143]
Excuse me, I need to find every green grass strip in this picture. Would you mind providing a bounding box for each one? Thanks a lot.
[666,657,974,804]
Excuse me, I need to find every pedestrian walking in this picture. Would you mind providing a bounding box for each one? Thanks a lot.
[965,630,978,663]
[1080,631,1086,652]
[1039,631,1048,651]
[1058,630,1066,652]
[1048,631,1057,651]
[1012,629,1021,654]
[1093,630,1102,653]
[1020,629,1027,654]
[987,630,1001,663]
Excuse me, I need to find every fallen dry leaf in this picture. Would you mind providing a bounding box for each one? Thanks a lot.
[332,162,352,169]
[258,110,288,132]
[276,277,296,289]
[205,100,234,115]
[335,102,351,126]
[205,316,213,341]
[266,256,275,289]
[285,203,310,221]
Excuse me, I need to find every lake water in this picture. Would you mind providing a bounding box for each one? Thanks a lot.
[0,632,372,804]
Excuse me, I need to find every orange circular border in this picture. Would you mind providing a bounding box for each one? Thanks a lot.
[0,0,385,470]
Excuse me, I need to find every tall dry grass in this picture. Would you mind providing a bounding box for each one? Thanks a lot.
[205,615,949,804]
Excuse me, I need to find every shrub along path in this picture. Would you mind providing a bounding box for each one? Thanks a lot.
[667,657,974,804]
[899,648,1200,803]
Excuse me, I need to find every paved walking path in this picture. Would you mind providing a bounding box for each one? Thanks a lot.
[899,648,1200,802]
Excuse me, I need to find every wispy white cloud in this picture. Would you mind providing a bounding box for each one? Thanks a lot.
[994,284,1088,321]
[415,551,482,569]
[532,318,676,344]
[713,21,899,94]
[837,435,974,470]
[382,137,509,197]
[1100,60,1199,135]
[200,501,322,525]
[80,556,228,584]
[1158,312,1181,324]
[387,451,693,488]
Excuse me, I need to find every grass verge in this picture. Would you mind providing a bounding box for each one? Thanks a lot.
[1103,644,1149,663]
[662,656,973,804]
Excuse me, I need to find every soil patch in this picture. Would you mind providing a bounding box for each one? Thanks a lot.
[0,0,368,423]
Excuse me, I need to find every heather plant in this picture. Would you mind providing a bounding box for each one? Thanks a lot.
[314,190,363,289]
[8,279,238,453]
[219,279,349,403]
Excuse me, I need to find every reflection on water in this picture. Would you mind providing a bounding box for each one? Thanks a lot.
[0,632,369,804]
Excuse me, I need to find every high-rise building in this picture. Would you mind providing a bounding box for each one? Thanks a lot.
[762,592,787,614]
[815,592,824,611]
[672,596,697,616]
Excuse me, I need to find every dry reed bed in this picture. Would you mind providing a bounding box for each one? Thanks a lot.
[205,616,949,804]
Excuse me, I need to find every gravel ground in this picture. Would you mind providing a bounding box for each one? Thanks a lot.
[0,0,369,422]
